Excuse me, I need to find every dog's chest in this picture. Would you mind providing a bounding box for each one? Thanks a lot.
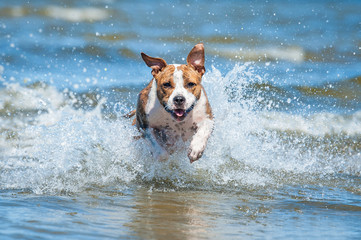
[143,77,210,145]
[148,110,197,142]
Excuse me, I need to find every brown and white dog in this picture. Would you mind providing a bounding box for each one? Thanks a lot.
[132,43,213,163]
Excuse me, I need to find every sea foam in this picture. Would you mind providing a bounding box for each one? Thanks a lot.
[0,64,360,194]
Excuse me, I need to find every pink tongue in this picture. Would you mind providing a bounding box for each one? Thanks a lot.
[174,109,185,117]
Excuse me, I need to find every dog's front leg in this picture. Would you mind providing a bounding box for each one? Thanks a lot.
[188,118,214,163]
[144,128,169,161]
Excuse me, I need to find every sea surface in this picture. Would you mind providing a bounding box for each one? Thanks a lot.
[1,0,361,239]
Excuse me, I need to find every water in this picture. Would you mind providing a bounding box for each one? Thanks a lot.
[1,0,361,239]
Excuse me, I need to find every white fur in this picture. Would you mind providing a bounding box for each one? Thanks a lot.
[142,65,213,162]
[146,79,173,128]
[188,117,213,161]
[167,66,196,111]
[145,80,158,115]
[187,90,214,161]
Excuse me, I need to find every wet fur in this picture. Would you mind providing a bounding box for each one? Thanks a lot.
[134,43,213,163]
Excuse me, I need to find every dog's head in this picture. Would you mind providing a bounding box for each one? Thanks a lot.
[141,43,205,121]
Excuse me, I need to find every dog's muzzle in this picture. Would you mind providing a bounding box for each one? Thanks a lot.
[165,98,196,122]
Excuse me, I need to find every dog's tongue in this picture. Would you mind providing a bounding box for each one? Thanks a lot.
[174,109,185,117]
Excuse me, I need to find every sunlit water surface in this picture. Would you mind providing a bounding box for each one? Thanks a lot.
[1,0,361,239]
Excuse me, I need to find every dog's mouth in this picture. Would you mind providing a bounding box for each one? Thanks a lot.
[164,102,196,121]
[172,109,186,121]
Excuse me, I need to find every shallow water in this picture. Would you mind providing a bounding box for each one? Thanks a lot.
[1,0,361,239]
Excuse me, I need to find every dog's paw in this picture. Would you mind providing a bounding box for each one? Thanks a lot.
[188,142,205,163]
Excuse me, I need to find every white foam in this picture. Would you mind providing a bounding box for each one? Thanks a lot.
[0,6,110,22]
[261,111,361,136]
[0,64,360,194]
[0,83,64,112]
[44,6,110,22]
[210,46,305,63]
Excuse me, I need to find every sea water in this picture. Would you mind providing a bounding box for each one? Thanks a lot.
[1,0,361,239]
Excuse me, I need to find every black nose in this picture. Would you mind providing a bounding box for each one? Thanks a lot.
[174,95,185,105]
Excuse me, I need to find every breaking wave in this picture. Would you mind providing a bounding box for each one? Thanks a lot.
[0,5,110,22]
[0,64,360,194]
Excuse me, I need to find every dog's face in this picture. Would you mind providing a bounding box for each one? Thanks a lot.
[154,64,202,121]
[141,44,206,121]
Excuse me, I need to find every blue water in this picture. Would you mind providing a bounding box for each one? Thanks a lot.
[2,0,361,89]
[1,0,361,239]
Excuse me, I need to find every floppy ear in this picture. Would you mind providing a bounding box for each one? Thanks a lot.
[141,52,167,77]
[187,43,205,76]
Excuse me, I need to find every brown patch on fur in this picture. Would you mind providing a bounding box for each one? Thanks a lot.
[136,79,153,129]
[155,65,176,108]
[124,109,136,118]
[141,53,167,77]
[123,109,137,125]
[187,43,205,76]
[177,65,203,100]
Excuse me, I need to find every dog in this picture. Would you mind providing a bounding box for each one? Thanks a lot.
[130,43,213,163]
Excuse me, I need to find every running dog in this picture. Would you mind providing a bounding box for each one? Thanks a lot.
[130,43,213,163]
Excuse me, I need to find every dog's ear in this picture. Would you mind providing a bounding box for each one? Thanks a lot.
[187,43,205,76]
[141,53,167,77]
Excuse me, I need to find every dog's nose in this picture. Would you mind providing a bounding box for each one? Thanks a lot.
[174,95,185,105]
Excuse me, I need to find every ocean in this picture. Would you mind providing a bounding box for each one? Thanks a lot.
[1,0,361,239]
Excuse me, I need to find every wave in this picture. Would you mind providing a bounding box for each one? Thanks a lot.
[208,46,305,63]
[261,111,361,136]
[0,64,360,194]
[0,5,110,22]
[296,76,361,101]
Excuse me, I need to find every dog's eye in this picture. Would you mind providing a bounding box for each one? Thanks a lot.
[163,82,172,88]
[187,82,196,88]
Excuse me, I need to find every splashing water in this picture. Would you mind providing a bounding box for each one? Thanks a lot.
[0,64,360,195]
